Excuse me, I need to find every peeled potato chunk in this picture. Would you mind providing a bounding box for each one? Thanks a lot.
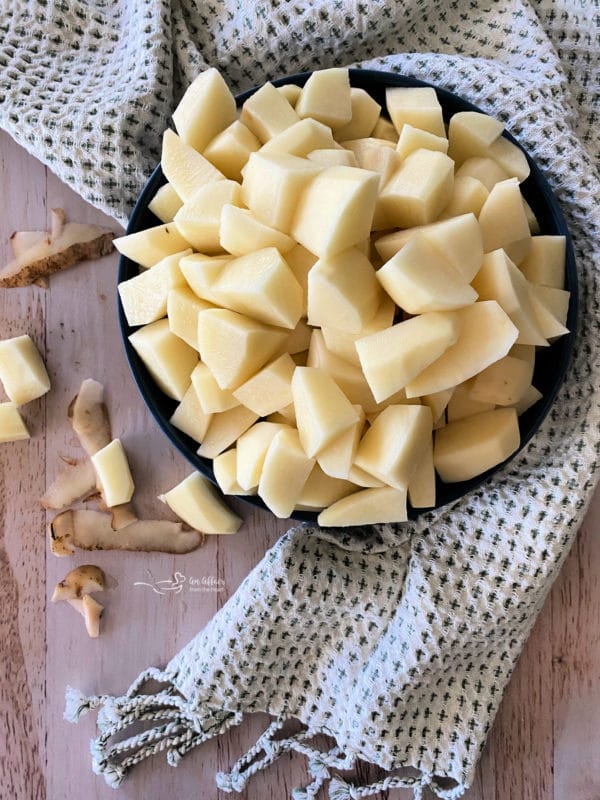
[191,362,239,414]
[174,180,242,253]
[379,149,454,228]
[478,178,531,258]
[333,87,381,141]
[91,438,135,508]
[242,151,321,234]
[307,246,382,333]
[0,334,50,406]
[167,286,214,350]
[213,448,256,496]
[148,183,183,223]
[356,311,461,402]
[405,301,519,398]
[354,404,432,490]
[320,294,396,367]
[161,129,225,201]
[203,120,261,182]
[469,355,533,406]
[317,405,365,480]
[236,421,290,491]
[0,402,30,443]
[385,86,445,137]
[172,67,237,152]
[160,471,242,534]
[114,223,191,269]
[220,205,295,257]
[407,435,435,509]
[196,405,258,459]
[291,165,379,258]
[179,253,231,304]
[232,353,295,417]
[395,124,448,160]
[169,382,213,443]
[438,176,489,220]
[258,427,315,518]
[118,250,190,327]
[485,136,530,182]
[128,318,198,401]
[447,111,504,165]
[518,235,566,289]
[196,308,288,390]
[295,68,352,130]
[241,81,300,143]
[260,117,339,158]
[433,407,520,483]
[447,380,495,422]
[296,464,355,511]
[376,233,477,314]
[318,486,408,526]
[292,366,360,458]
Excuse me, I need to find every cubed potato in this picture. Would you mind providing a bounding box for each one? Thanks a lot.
[0,334,50,406]
[283,244,318,311]
[114,223,191,269]
[292,366,360,457]
[379,149,454,228]
[486,136,530,182]
[405,301,519,397]
[240,81,300,142]
[167,286,215,350]
[241,151,321,233]
[296,464,355,510]
[348,464,386,488]
[472,249,548,346]
[258,428,315,518]
[320,294,396,366]
[209,247,303,329]
[191,362,239,414]
[357,311,461,402]
[128,318,198,401]
[161,129,225,201]
[433,407,520,483]
[514,384,543,416]
[179,253,231,304]
[376,233,477,314]
[213,448,256,495]
[318,486,408,526]
[354,404,432,490]
[160,471,242,534]
[469,355,533,406]
[197,405,259,458]
[421,388,454,424]
[509,343,536,369]
[273,318,313,358]
[437,176,489,220]
[232,353,295,416]
[386,86,445,137]
[174,180,242,253]
[148,183,183,223]
[307,329,378,411]
[91,439,134,508]
[318,405,366,479]
[0,402,30,443]
[528,288,569,340]
[236,421,290,490]
[295,68,352,130]
[344,138,399,185]
[455,156,510,191]
[478,178,531,259]
[372,116,399,142]
[118,250,190,327]
[407,435,435,508]
[169,382,213,443]
[307,246,382,333]
[172,67,237,152]
[203,120,261,181]
[307,148,358,167]
[220,204,295,257]
[530,285,569,325]
[196,308,288,390]
[396,124,448,159]
[519,236,566,288]
[260,118,339,157]
[446,380,495,422]
[277,83,302,106]
[291,165,379,257]
[447,111,504,165]
[267,401,297,425]
[333,87,381,141]
[523,198,541,234]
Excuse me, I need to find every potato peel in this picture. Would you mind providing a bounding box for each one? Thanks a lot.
[40,459,97,510]
[49,509,204,555]
[1,209,114,288]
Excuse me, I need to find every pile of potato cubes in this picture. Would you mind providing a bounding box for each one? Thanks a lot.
[116,67,569,527]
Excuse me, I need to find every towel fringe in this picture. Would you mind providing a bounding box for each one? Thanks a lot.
[66,681,460,798]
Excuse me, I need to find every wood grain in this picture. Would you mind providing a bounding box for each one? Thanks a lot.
[1,130,599,800]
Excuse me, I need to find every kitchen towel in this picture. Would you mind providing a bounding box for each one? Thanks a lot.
[2,1,599,797]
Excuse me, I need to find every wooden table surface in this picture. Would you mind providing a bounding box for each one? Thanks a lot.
[1,130,599,800]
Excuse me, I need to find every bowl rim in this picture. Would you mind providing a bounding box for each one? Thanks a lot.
[118,67,578,523]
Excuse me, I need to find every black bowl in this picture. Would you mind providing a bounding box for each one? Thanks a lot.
[118,68,577,522]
